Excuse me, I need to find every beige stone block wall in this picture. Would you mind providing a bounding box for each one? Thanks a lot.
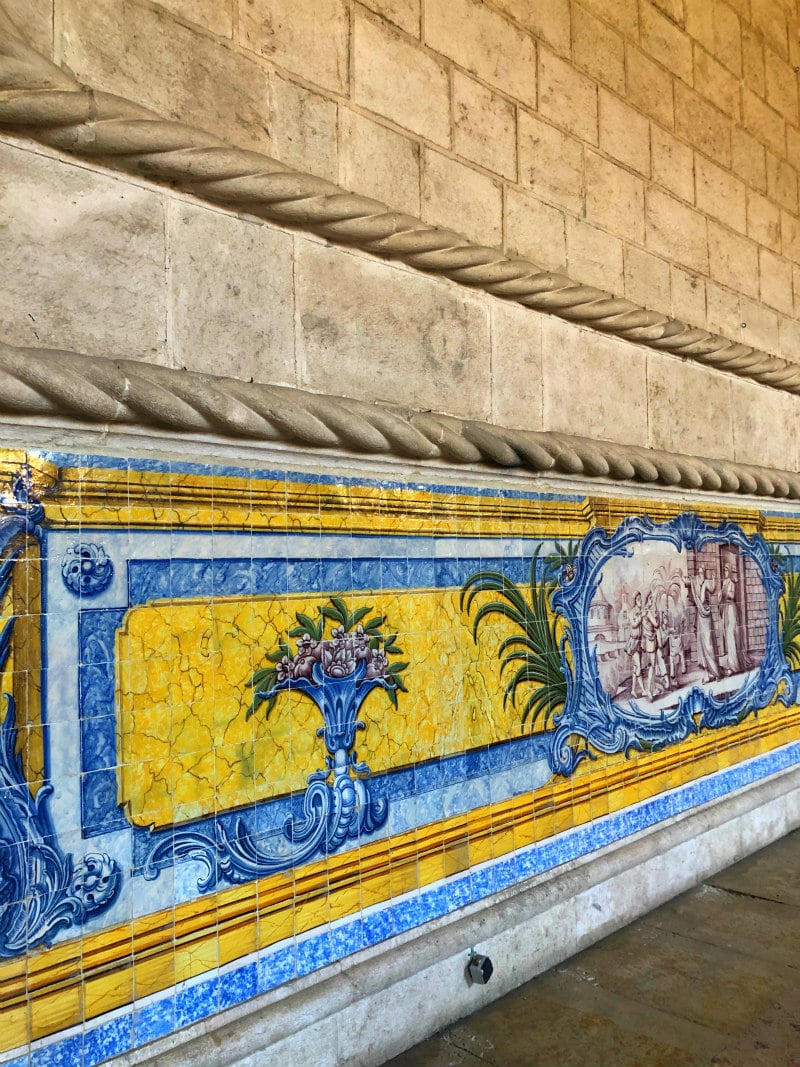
[3,134,798,473]
[23,0,799,372]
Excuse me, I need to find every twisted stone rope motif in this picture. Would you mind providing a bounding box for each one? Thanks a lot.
[1,339,799,500]
[1,8,800,398]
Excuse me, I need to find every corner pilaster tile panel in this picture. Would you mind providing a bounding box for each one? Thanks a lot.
[1,445,800,1065]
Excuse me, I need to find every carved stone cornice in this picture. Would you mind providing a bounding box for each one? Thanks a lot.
[0,339,797,500]
[1,7,800,400]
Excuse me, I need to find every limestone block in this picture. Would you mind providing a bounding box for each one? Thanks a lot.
[742,25,766,96]
[765,47,799,123]
[624,246,670,312]
[358,0,420,36]
[732,128,767,194]
[651,0,684,26]
[647,355,733,460]
[421,150,502,248]
[424,0,537,107]
[504,189,566,272]
[155,0,233,36]
[742,89,785,156]
[646,189,709,276]
[739,297,779,354]
[295,243,491,420]
[782,210,800,262]
[354,12,449,146]
[708,222,759,299]
[4,0,53,56]
[766,153,798,214]
[598,92,650,177]
[730,378,799,471]
[572,7,625,94]
[492,0,570,54]
[239,0,347,94]
[780,315,800,363]
[0,140,166,362]
[539,48,598,145]
[710,0,743,77]
[339,110,420,217]
[759,248,794,316]
[453,72,516,181]
[695,157,747,235]
[671,267,706,327]
[705,281,740,337]
[518,113,584,215]
[693,49,740,120]
[580,0,639,35]
[269,75,338,183]
[585,152,645,244]
[789,117,800,164]
[640,2,693,82]
[750,189,785,251]
[675,84,732,167]
[651,127,695,205]
[566,219,624,295]
[167,202,295,384]
[489,301,543,431]
[542,319,648,446]
[685,0,713,51]
[625,45,674,127]
[61,0,270,154]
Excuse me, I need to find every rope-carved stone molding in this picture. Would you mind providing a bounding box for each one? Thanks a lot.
[1,338,799,501]
[1,9,800,399]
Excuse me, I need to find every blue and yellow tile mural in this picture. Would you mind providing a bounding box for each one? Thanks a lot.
[1,448,800,1064]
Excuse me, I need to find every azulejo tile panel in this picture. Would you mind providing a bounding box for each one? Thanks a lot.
[1,449,800,1064]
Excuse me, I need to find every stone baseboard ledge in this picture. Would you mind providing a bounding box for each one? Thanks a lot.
[117,761,800,1066]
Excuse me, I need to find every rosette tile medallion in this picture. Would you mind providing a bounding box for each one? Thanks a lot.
[2,447,800,1065]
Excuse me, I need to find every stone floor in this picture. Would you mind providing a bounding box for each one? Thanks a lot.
[384,829,800,1067]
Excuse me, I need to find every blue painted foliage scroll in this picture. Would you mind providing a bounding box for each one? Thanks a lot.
[0,470,121,958]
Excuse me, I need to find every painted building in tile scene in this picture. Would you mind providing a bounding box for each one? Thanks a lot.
[2,1,800,1064]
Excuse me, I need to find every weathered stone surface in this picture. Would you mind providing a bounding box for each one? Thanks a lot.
[61,0,271,153]
[5,0,53,56]
[295,242,491,419]
[705,281,740,337]
[671,267,706,328]
[625,44,674,127]
[340,110,420,217]
[730,377,799,471]
[585,152,644,244]
[572,6,624,93]
[518,113,584,215]
[651,126,695,204]
[640,2,693,82]
[624,246,670,312]
[708,221,759,299]
[269,74,338,183]
[695,157,747,234]
[358,0,420,36]
[422,150,502,248]
[155,0,233,36]
[424,0,537,107]
[354,11,450,146]
[0,140,166,362]
[759,248,794,316]
[239,0,347,94]
[168,201,295,384]
[539,47,598,145]
[489,300,543,431]
[647,355,733,459]
[505,188,566,272]
[542,319,648,446]
[493,0,570,54]
[453,71,516,180]
[567,220,624,294]
[598,90,650,176]
[646,190,709,276]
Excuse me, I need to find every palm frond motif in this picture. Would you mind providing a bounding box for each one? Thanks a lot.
[460,546,570,732]
[778,556,800,670]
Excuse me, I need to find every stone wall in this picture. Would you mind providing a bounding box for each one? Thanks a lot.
[11,0,800,369]
[3,134,800,471]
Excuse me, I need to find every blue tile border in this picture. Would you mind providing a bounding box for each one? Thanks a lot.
[11,738,800,1067]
